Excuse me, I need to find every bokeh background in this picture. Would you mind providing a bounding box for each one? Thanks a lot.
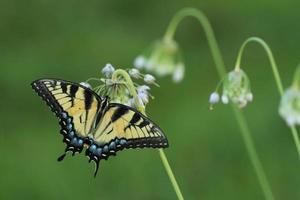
[1,0,300,199]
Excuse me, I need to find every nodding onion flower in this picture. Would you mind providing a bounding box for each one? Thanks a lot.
[133,39,185,83]
[279,87,300,126]
[279,65,300,126]
[87,64,157,108]
[209,69,253,109]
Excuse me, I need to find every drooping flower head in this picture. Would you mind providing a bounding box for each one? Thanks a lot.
[279,65,300,126]
[209,69,253,109]
[222,69,253,108]
[134,39,185,83]
[279,87,300,126]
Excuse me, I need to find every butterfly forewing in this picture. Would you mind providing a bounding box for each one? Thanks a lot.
[31,79,103,138]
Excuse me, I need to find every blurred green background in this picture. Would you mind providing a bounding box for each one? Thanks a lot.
[1,0,300,199]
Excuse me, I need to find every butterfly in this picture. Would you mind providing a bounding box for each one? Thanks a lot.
[31,79,168,176]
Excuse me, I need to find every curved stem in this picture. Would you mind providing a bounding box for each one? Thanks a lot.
[111,69,184,200]
[235,37,300,159]
[235,37,283,94]
[164,8,227,78]
[164,8,274,200]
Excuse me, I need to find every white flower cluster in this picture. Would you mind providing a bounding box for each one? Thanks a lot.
[81,63,158,109]
[133,39,185,83]
[279,87,300,126]
[209,69,253,109]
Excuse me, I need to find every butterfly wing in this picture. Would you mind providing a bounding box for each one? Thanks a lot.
[86,103,168,175]
[32,79,169,177]
[31,79,104,158]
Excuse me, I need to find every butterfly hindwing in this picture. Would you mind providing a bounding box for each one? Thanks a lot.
[85,103,168,173]
[31,79,103,157]
[95,103,168,148]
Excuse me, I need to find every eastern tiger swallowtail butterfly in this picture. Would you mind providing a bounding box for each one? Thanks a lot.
[31,79,168,176]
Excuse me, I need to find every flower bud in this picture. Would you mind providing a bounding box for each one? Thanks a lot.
[172,63,185,83]
[209,92,220,104]
[144,74,156,84]
[102,63,115,78]
[221,95,229,104]
[129,68,140,79]
[134,56,147,69]
[137,85,150,94]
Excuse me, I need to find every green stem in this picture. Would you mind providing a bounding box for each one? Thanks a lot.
[164,8,274,200]
[292,64,300,90]
[235,37,300,159]
[111,69,184,200]
[158,149,184,200]
[231,106,274,200]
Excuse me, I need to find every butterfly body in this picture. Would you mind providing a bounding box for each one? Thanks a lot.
[31,79,168,176]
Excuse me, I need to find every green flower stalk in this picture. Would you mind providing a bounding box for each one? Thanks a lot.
[158,8,274,200]
[134,39,185,83]
[278,64,300,156]
[235,37,300,158]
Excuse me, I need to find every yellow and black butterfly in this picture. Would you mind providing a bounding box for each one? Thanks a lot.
[31,79,168,176]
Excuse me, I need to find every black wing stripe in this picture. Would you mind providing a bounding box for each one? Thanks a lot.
[61,82,68,93]
[84,89,93,110]
[69,85,78,106]
[130,113,140,124]
[111,106,129,122]
[70,85,79,97]
[138,120,150,128]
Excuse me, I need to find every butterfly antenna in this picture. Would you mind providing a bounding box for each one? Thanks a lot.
[93,160,100,178]
[57,153,66,162]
